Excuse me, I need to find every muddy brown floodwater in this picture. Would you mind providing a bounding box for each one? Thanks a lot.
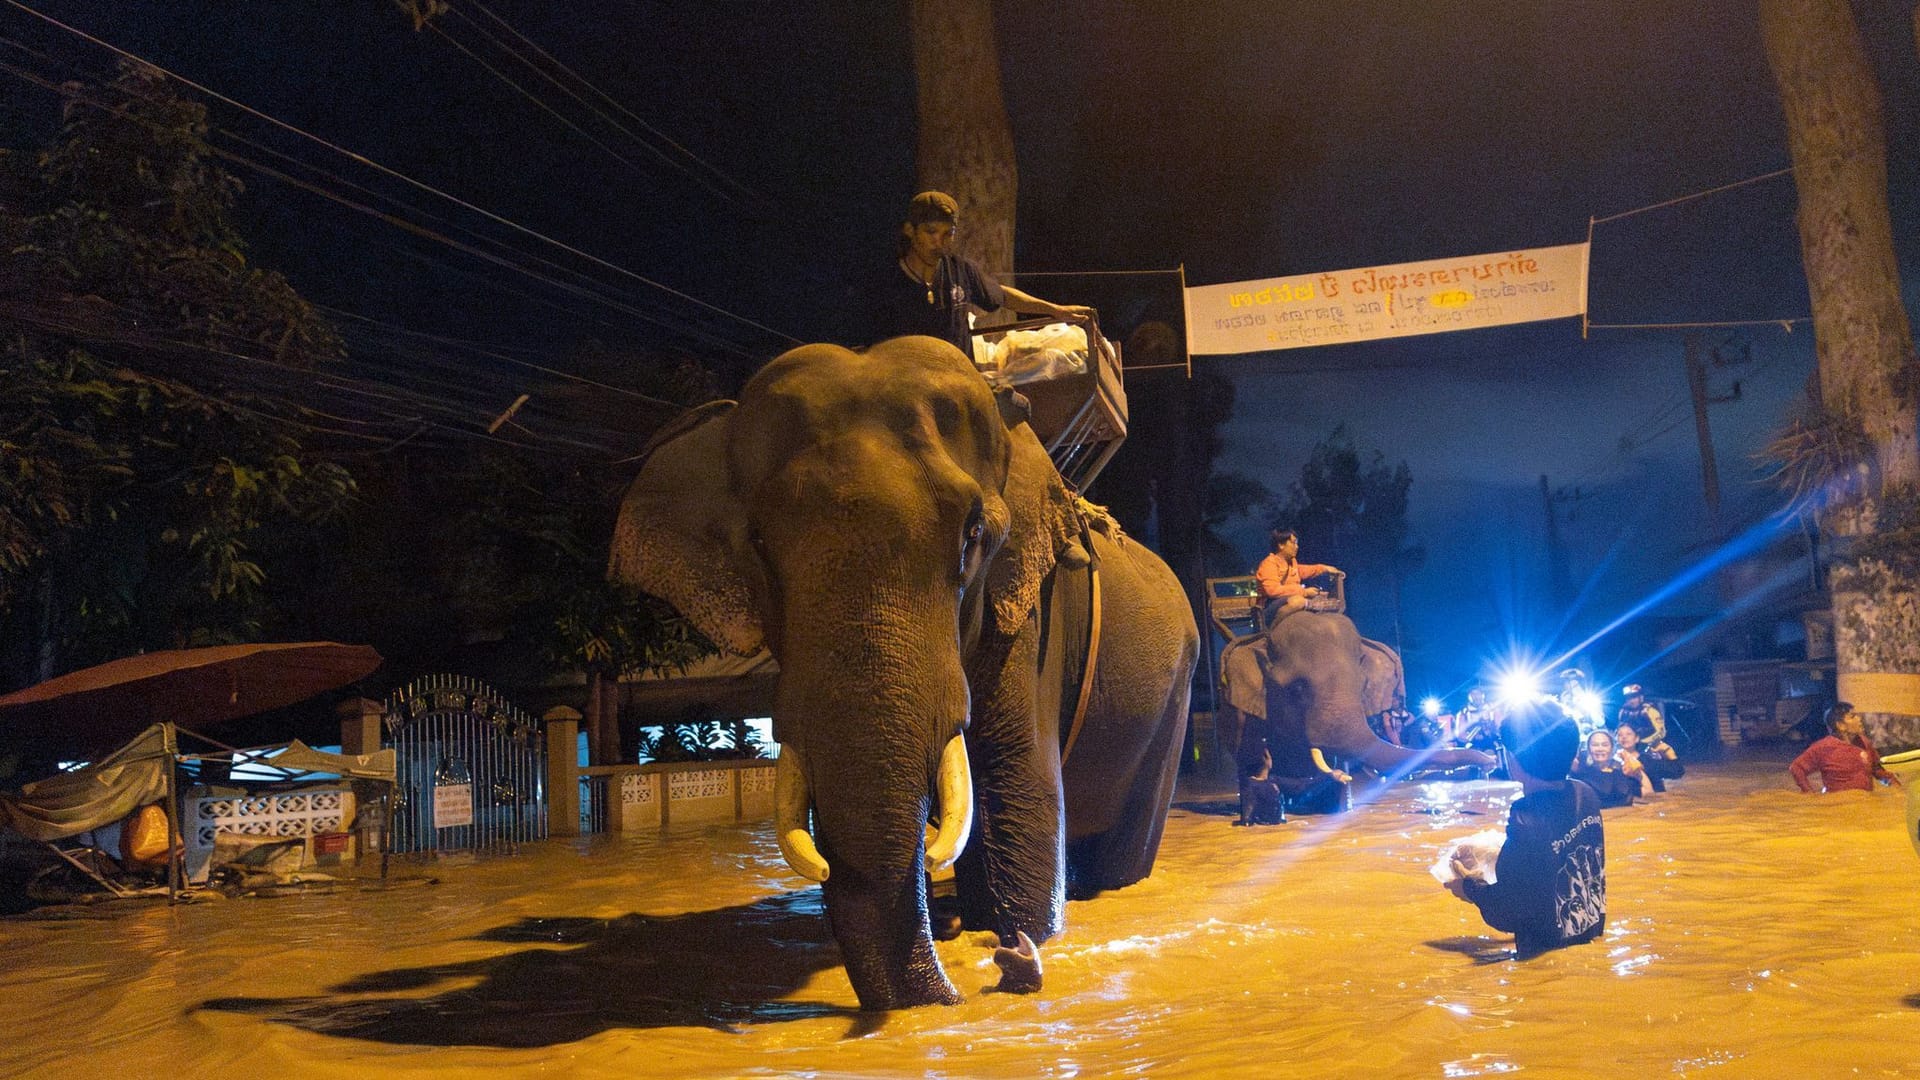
[3,749,1918,1079]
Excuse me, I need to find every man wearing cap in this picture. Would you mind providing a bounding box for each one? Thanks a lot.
[1615,684,1667,745]
[869,190,1091,358]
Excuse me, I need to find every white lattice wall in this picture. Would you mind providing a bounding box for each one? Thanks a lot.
[621,773,655,807]
[185,789,356,883]
[612,764,776,830]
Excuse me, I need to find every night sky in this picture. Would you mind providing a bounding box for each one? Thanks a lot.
[5,1,1917,701]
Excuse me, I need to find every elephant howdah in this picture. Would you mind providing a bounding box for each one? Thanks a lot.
[609,336,1199,1010]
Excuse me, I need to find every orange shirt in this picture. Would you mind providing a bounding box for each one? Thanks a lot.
[1254,554,1334,600]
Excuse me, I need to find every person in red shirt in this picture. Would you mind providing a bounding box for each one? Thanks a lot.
[1790,701,1901,793]
[1253,528,1341,620]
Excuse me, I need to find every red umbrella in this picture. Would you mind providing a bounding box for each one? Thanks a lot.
[0,642,382,753]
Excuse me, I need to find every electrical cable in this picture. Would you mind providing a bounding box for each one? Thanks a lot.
[0,46,773,365]
[466,0,759,204]
[0,0,803,346]
[446,2,756,207]
[205,142,774,360]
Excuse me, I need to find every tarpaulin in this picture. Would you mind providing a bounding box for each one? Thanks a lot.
[0,723,174,842]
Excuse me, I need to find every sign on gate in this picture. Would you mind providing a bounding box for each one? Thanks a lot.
[432,783,474,828]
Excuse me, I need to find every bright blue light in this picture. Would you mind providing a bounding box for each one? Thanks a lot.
[1569,688,1605,726]
[1421,696,1444,718]
[1496,668,1542,707]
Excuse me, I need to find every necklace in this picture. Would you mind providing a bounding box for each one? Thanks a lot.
[903,256,937,304]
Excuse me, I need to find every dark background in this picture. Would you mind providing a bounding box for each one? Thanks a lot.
[4,0,1916,704]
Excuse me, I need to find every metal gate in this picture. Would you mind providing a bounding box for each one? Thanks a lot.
[385,674,547,855]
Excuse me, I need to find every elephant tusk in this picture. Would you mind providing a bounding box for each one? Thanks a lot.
[925,735,975,873]
[774,745,830,882]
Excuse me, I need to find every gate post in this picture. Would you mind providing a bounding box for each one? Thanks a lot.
[338,697,384,755]
[545,706,581,837]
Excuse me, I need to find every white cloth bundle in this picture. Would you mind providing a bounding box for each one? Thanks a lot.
[974,322,1089,385]
[1430,829,1507,886]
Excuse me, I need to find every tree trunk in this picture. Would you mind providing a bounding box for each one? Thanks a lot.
[1763,0,1920,749]
[909,0,1017,275]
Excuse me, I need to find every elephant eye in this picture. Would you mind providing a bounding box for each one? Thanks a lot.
[963,503,985,545]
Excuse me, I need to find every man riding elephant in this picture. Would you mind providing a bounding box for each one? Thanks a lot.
[610,335,1197,1010]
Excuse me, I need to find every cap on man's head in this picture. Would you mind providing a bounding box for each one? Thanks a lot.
[906,190,959,226]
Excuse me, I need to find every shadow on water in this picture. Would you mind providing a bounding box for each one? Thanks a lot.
[197,890,870,1046]
[1424,936,1517,965]
[1171,797,1238,818]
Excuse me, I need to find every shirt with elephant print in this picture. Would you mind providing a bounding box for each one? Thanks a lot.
[1462,778,1606,957]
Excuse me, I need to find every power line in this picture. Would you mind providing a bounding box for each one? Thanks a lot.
[422,19,662,185]
[202,140,775,360]
[0,41,773,362]
[0,0,803,347]
[1589,167,1796,227]
[448,1,760,207]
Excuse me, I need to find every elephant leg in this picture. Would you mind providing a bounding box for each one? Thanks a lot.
[1065,689,1187,897]
[953,613,1067,945]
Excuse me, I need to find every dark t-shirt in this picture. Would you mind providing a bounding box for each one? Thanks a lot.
[867,253,1005,357]
[1464,778,1607,956]
[1569,763,1640,808]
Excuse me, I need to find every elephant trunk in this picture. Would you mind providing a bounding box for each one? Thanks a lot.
[1312,698,1496,774]
[774,603,972,1010]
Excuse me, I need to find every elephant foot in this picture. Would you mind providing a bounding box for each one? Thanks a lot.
[991,931,1043,994]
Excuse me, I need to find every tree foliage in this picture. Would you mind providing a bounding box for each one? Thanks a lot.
[0,64,717,699]
[1275,425,1425,645]
[0,63,355,677]
[421,448,715,681]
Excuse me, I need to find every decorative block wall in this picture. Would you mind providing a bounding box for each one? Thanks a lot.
[185,788,356,883]
[611,762,776,831]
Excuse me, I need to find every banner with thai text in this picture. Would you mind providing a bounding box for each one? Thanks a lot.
[1182,242,1589,356]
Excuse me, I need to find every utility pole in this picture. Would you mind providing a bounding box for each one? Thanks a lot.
[1683,333,1747,535]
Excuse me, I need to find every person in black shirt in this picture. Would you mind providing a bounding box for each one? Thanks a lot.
[869,191,1091,358]
[1445,700,1607,957]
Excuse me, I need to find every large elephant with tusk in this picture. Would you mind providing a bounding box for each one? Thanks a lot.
[609,336,1199,1010]
[1220,611,1495,774]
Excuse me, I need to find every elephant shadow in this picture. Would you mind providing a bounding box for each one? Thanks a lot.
[197,890,870,1045]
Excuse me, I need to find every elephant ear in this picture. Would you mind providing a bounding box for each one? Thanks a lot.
[985,423,1080,635]
[608,401,766,656]
[1358,637,1405,718]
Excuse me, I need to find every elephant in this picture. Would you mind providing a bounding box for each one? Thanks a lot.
[608,336,1199,1010]
[1220,611,1494,775]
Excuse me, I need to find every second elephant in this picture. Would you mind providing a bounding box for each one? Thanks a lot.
[1222,611,1493,774]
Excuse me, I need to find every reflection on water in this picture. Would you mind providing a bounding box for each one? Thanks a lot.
[3,750,1918,1078]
